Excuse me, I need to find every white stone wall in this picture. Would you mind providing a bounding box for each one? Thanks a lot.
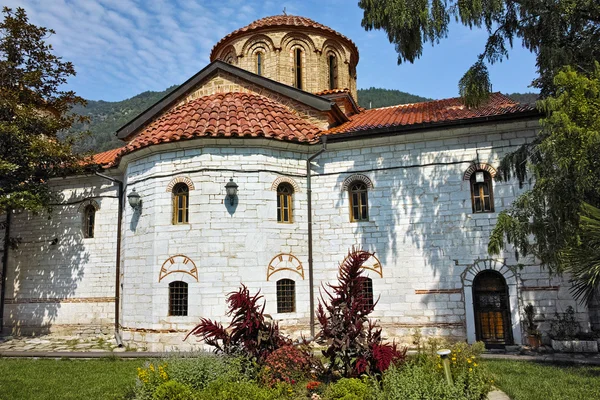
[4,175,119,336]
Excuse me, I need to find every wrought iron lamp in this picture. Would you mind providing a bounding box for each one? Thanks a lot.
[225,178,238,206]
[127,188,142,211]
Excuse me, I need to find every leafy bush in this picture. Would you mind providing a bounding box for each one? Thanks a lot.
[316,248,406,377]
[165,354,253,391]
[186,285,290,361]
[260,344,316,386]
[381,341,492,400]
[549,306,580,340]
[134,362,170,400]
[196,378,290,400]
[152,381,194,400]
[324,377,374,400]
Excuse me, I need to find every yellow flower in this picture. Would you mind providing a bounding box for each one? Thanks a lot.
[474,363,478,367]
[149,364,155,372]
[452,357,456,361]
[467,359,472,363]
[469,368,472,372]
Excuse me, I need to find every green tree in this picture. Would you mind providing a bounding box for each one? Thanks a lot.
[358,0,600,106]
[488,65,600,303]
[0,7,85,214]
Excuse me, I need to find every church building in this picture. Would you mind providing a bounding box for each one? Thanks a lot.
[1,15,592,351]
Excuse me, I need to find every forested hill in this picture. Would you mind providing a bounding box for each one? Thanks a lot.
[67,87,538,153]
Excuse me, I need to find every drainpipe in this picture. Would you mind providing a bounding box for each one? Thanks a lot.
[0,210,11,333]
[95,172,124,347]
[307,136,327,338]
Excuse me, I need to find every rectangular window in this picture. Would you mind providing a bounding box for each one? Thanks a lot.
[294,49,302,89]
[276,279,295,313]
[169,281,188,316]
[257,53,263,76]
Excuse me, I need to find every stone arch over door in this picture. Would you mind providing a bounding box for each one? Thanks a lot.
[462,259,522,345]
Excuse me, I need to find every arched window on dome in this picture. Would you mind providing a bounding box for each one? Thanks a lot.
[349,181,369,222]
[256,52,264,76]
[470,170,494,213]
[172,183,189,224]
[277,183,294,223]
[294,48,303,89]
[328,54,338,90]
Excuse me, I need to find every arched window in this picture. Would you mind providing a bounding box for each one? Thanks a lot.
[360,277,374,310]
[83,205,96,238]
[328,54,338,90]
[172,183,189,224]
[470,170,494,213]
[293,48,303,89]
[169,281,188,316]
[256,52,263,76]
[349,181,369,222]
[277,183,294,223]
[276,279,295,313]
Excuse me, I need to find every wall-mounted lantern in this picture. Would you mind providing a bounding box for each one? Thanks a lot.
[225,178,238,206]
[127,188,142,211]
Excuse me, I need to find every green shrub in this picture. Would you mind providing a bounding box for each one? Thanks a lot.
[165,354,244,390]
[196,378,289,400]
[324,377,374,400]
[152,381,195,400]
[381,342,492,400]
[134,362,171,400]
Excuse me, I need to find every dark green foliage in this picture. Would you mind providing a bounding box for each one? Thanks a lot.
[323,377,374,400]
[151,380,194,400]
[359,0,600,106]
[560,203,600,304]
[356,87,430,109]
[489,65,600,298]
[0,7,85,213]
[64,86,177,153]
[549,306,580,340]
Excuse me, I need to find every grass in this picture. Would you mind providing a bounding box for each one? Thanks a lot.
[485,359,600,400]
[0,358,145,400]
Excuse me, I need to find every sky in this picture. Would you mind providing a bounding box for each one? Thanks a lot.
[6,0,539,102]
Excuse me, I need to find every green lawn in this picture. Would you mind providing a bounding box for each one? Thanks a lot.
[0,358,144,400]
[485,359,600,400]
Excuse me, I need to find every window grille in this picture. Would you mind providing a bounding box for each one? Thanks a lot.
[276,279,295,313]
[172,183,189,224]
[360,277,374,310]
[83,205,95,238]
[349,181,369,221]
[470,171,494,213]
[277,183,293,223]
[169,281,188,316]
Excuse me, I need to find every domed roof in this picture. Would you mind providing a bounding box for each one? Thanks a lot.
[120,92,321,156]
[210,15,359,61]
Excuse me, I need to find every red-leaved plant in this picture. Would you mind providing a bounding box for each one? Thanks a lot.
[185,284,290,361]
[316,248,406,377]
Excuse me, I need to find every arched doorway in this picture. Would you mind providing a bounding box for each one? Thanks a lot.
[473,270,513,348]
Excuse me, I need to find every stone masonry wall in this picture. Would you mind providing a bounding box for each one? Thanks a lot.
[4,175,119,336]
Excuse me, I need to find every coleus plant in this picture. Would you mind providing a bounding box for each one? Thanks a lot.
[186,284,290,361]
[316,248,406,377]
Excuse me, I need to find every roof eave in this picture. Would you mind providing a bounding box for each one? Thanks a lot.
[115,61,335,140]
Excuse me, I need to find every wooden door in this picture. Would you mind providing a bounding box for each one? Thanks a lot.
[473,270,513,348]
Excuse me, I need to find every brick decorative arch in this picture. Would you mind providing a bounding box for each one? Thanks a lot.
[341,174,374,191]
[166,176,195,192]
[241,34,277,55]
[77,198,100,212]
[463,163,497,181]
[280,32,317,53]
[271,177,301,193]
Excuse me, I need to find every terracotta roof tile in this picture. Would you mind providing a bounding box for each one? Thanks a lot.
[210,15,358,61]
[121,92,320,155]
[90,147,124,167]
[315,88,351,96]
[325,93,536,135]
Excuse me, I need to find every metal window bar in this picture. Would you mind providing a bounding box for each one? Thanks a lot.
[84,206,95,238]
[276,279,295,313]
[361,277,374,309]
[169,281,188,316]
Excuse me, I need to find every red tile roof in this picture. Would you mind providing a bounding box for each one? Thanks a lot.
[315,88,351,96]
[325,93,536,135]
[91,147,124,167]
[210,15,358,61]
[122,92,320,154]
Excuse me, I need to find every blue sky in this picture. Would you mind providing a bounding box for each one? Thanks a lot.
[8,0,538,102]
